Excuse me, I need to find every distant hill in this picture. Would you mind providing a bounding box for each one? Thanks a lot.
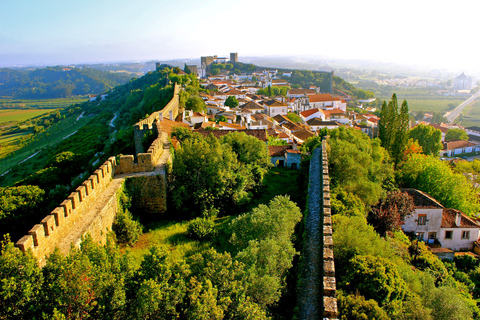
[0,66,134,99]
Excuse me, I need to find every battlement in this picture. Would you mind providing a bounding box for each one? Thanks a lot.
[15,157,116,265]
[134,83,180,154]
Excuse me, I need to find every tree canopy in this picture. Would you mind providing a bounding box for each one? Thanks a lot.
[446,128,468,141]
[408,124,443,156]
[329,127,393,206]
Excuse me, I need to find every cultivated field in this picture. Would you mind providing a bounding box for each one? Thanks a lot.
[0,109,52,123]
[376,90,464,113]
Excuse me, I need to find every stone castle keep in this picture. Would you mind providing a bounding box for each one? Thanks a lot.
[15,83,180,265]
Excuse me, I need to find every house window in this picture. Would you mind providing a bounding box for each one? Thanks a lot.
[462,231,470,240]
[445,230,453,239]
[417,232,424,241]
[417,214,427,225]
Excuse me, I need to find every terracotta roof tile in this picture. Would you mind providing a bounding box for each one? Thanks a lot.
[269,145,292,157]
[196,129,268,141]
[441,208,480,228]
[400,188,443,208]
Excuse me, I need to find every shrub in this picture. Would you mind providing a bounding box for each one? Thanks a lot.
[113,209,143,246]
[187,218,216,240]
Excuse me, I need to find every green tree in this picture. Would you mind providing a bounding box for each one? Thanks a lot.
[392,99,410,168]
[445,128,468,141]
[343,255,407,314]
[171,134,250,216]
[286,112,302,123]
[408,124,443,156]
[0,238,43,319]
[329,127,393,206]
[185,95,206,113]
[225,95,239,108]
[397,154,480,216]
[337,292,389,320]
[184,63,191,74]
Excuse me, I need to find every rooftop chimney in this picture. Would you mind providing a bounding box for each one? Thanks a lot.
[169,111,173,121]
[455,212,462,227]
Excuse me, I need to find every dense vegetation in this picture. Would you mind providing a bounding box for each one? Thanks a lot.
[0,66,132,99]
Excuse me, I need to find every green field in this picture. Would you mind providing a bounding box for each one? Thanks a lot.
[0,97,87,109]
[0,109,52,123]
[457,101,480,127]
[376,91,464,113]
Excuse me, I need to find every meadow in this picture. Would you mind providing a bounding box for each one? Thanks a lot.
[0,109,52,123]
[457,101,480,128]
[0,97,87,109]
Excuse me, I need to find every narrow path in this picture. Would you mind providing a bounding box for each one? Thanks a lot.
[298,147,323,319]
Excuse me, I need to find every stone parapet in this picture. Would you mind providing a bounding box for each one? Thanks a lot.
[15,157,116,266]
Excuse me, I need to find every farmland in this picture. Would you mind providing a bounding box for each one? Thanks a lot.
[375,89,464,113]
[0,109,52,123]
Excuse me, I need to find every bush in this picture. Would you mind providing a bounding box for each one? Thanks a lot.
[187,218,216,240]
[112,188,142,246]
[113,209,143,246]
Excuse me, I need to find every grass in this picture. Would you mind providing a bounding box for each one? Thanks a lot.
[124,166,303,264]
[0,109,52,123]
[0,97,87,109]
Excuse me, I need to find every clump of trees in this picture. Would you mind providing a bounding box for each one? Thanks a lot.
[396,154,480,216]
[408,124,443,156]
[0,194,301,319]
[169,131,271,217]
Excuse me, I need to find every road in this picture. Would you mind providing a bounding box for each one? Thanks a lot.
[444,90,480,123]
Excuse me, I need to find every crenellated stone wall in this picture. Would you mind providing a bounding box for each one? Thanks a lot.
[297,136,338,320]
[321,136,338,319]
[134,82,180,154]
[116,132,167,174]
[15,157,117,266]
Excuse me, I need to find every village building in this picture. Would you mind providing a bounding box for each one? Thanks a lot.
[401,188,480,256]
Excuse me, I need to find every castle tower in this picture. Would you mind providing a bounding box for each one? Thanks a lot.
[230,52,238,63]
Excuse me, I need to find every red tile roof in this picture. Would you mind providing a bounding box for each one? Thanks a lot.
[442,208,480,228]
[309,94,342,103]
[400,188,444,208]
[443,140,476,151]
[300,108,323,118]
[269,145,292,157]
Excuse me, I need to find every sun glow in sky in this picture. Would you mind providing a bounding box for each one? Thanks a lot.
[1,0,479,73]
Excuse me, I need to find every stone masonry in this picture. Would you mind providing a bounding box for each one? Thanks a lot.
[297,136,338,319]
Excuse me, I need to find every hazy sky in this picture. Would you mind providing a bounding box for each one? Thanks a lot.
[1,0,479,73]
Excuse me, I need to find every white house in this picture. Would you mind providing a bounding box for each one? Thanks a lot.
[442,140,479,157]
[401,188,480,252]
[300,108,326,122]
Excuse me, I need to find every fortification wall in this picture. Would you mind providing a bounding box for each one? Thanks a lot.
[297,136,337,320]
[321,137,338,319]
[117,132,166,174]
[134,83,180,154]
[126,174,167,216]
[15,157,117,265]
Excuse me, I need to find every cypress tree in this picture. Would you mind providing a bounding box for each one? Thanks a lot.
[392,99,410,168]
